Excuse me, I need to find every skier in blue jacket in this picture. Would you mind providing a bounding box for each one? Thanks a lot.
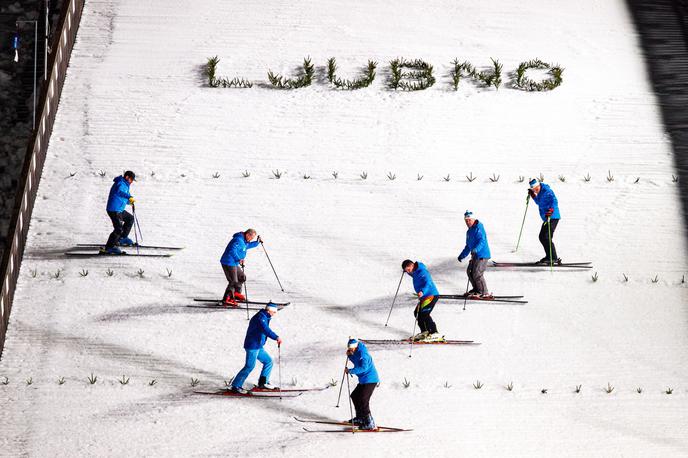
[458,210,492,298]
[528,179,561,264]
[103,171,136,254]
[345,338,379,431]
[220,229,261,305]
[230,302,282,393]
[402,260,442,342]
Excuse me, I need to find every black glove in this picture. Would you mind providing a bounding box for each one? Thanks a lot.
[527,189,535,199]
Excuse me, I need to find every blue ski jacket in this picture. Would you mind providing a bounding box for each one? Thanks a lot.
[221,232,260,266]
[348,342,379,384]
[410,262,439,300]
[106,176,132,213]
[244,309,279,350]
[459,221,491,260]
[533,183,560,221]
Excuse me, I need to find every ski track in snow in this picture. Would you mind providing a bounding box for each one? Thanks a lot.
[1,0,688,456]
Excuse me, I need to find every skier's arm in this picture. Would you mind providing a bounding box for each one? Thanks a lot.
[415,271,430,296]
[246,240,260,249]
[259,316,279,341]
[229,241,243,263]
[458,245,471,260]
[348,353,371,375]
[114,183,131,200]
[472,228,486,254]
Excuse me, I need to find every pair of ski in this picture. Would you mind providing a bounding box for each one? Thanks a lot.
[189,298,290,311]
[294,417,412,433]
[491,260,592,269]
[66,243,182,258]
[195,385,329,398]
[361,338,479,346]
[438,294,527,304]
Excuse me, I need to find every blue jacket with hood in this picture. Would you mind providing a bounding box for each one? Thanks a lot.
[348,342,379,384]
[533,183,561,221]
[221,232,260,266]
[410,262,439,299]
[244,309,279,350]
[106,176,132,212]
[459,220,491,260]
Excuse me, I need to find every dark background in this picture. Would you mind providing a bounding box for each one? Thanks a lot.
[0,0,63,260]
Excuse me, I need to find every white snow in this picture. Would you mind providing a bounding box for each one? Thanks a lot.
[1,0,688,456]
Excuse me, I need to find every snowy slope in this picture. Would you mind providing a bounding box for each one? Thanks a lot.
[1,0,687,456]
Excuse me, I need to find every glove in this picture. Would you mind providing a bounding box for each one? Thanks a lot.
[527,189,535,199]
[257,235,263,243]
[457,255,464,262]
[545,208,553,217]
[128,197,136,204]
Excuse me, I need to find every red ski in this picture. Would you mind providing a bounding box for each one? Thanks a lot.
[194,389,301,398]
[361,338,479,345]
[250,385,330,393]
[294,417,411,432]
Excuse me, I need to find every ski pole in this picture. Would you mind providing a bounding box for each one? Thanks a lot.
[514,195,530,252]
[131,204,140,255]
[132,204,143,243]
[462,275,470,311]
[335,355,348,407]
[242,265,249,320]
[384,271,405,326]
[547,217,553,273]
[345,368,355,434]
[261,241,285,292]
[409,311,417,358]
[278,342,282,401]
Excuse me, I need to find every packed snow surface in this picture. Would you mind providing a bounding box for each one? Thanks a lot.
[1,0,687,456]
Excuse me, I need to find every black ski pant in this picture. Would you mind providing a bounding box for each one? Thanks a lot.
[105,210,134,249]
[222,264,246,299]
[414,296,438,334]
[467,258,489,295]
[538,218,559,260]
[351,382,376,418]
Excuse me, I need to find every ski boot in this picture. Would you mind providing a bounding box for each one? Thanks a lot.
[257,376,279,391]
[100,246,123,255]
[359,414,377,431]
[347,417,364,426]
[233,291,246,302]
[223,295,237,307]
[463,289,478,297]
[420,333,445,343]
[479,293,494,300]
[411,331,429,342]
[537,257,562,265]
[118,237,135,247]
[229,386,247,394]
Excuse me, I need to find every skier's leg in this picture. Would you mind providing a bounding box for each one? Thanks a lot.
[423,297,439,334]
[222,265,235,300]
[414,304,426,332]
[474,259,489,295]
[105,211,124,249]
[257,348,273,383]
[549,219,559,259]
[357,383,376,418]
[120,211,134,239]
[236,267,247,294]
[226,266,242,297]
[231,349,258,389]
[350,383,363,417]
[467,259,476,291]
[538,222,549,258]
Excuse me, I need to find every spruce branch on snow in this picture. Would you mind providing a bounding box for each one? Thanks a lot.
[327,58,377,90]
[205,56,253,88]
[268,57,315,89]
[451,58,502,90]
[514,59,563,91]
[389,58,436,91]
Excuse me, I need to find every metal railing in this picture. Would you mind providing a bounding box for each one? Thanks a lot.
[0,0,85,360]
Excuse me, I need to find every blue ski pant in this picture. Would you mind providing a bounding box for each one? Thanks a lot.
[232,348,273,389]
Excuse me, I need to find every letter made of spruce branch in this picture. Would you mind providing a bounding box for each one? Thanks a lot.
[389,58,436,91]
[451,58,502,90]
[205,56,253,88]
[514,58,563,91]
[268,57,315,89]
[327,57,377,90]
